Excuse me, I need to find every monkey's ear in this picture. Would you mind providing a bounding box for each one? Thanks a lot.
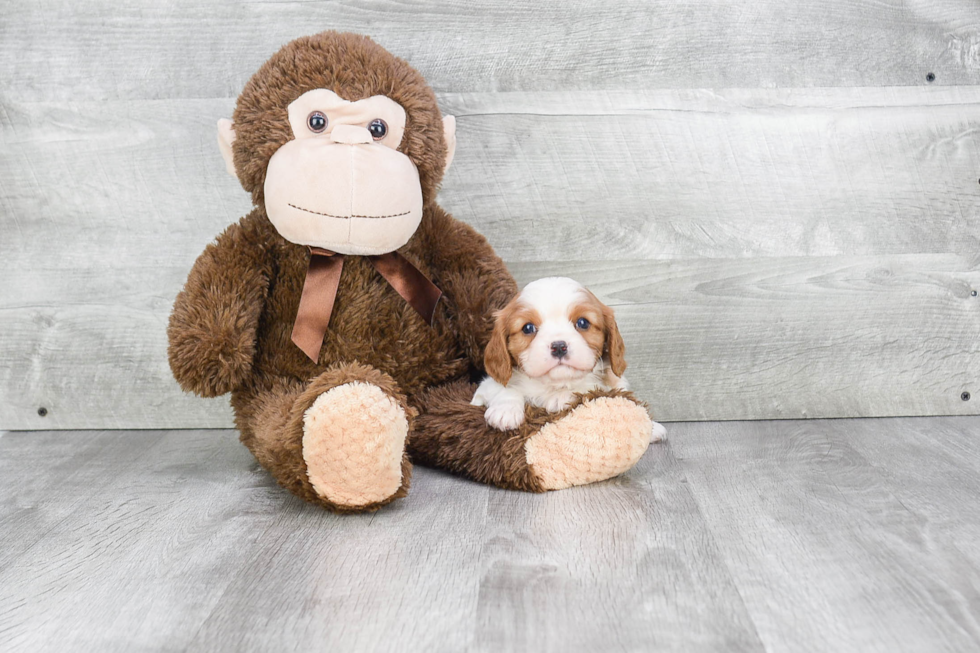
[216,118,237,177]
[442,115,457,174]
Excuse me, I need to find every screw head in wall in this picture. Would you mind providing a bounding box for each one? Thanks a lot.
[37,407,48,417]
[962,392,971,402]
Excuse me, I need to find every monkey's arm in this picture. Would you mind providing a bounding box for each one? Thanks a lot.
[428,208,517,370]
[167,218,271,397]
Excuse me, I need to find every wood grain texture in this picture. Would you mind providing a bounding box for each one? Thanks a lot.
[670,417,980,652]
[0,428,764,653]
[2,86,979,428]
[843,416,980,620]
[442,87,980,262]
[3,253,978,428]
[4,87,978,267]
[0,430,288,652]
[4,420,980,652]
[0,430,150,571]
[473,450,763,652]
[2,0,979,102]
[511,255,980,421]
[184,463,491,652]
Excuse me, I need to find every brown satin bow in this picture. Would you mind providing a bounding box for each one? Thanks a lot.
[291,247,442,362]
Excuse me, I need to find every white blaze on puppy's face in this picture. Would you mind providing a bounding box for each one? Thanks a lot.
[486,276,621,385]
[476,276,633,431]
[517,277,601,380]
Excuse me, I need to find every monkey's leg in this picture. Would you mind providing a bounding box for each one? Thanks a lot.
[233,363,414,513]
[409,380,653,491]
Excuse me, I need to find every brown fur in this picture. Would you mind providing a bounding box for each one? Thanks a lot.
[570,297,606,359]
[230,32,449,208]
[230,362,413,513]
[577,290,627,376]
[481,287,626,384]
[410,380,644,492]
[600,303,627,377]
[483,301,544,386]
[167,32,647,513]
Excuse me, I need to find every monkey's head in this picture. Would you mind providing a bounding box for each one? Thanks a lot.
[218,32,456,256]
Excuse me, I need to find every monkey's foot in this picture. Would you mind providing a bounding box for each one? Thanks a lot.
[525,396,653,490]
[302,382,409,509]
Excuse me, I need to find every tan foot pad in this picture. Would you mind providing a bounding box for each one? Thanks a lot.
[302,382,408,508]
[525,396,653,491]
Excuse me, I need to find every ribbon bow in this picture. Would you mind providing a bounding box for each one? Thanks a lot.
[290,247,442,362]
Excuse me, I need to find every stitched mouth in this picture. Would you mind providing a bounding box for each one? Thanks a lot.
[288,203,411,220]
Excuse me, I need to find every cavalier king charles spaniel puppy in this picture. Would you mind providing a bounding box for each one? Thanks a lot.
[472,276,666,441]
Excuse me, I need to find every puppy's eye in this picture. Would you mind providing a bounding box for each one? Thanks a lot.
[575,317,591,330]
[307,111,328,133]
[368,118,388,140]
[521,323,537,335]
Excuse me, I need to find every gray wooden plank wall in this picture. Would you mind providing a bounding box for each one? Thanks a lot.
[2,1,979,429]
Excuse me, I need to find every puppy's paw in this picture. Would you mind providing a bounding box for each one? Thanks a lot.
[543,390,575,413]
[485,402,526,431]
[650,420,667,443]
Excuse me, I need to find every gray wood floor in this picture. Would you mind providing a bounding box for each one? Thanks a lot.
[1,417,979,652]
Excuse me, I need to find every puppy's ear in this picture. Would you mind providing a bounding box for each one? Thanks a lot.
[484,310,514,386]
[602,303,627,377]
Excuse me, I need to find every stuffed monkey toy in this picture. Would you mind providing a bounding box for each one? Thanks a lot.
[167,32,654,513]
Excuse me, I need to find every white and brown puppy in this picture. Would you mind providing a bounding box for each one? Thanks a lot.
[472,277,666,441]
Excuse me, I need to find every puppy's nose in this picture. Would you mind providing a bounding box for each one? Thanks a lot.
[550,341,568,359]
[330,124,372,145]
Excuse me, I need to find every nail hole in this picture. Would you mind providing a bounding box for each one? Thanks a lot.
[926,72,936,83]
[962,392,971,402]
[37,407,48,417]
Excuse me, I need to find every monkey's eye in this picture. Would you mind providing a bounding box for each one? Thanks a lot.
[368,118,388,140]
[521,323,537,335]
[575,318,591,330]
[307,111,328,133]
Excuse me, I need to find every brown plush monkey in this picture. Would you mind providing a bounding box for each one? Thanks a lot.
[167,32,654,513]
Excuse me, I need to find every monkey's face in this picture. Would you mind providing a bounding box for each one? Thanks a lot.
[219,33,458,254]
[256,89,421,255]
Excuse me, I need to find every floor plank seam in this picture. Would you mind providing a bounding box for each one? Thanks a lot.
[671,455,769,652]
[181,496,295,649]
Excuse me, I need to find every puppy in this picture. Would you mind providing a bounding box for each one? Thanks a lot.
[471,276,666,441]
